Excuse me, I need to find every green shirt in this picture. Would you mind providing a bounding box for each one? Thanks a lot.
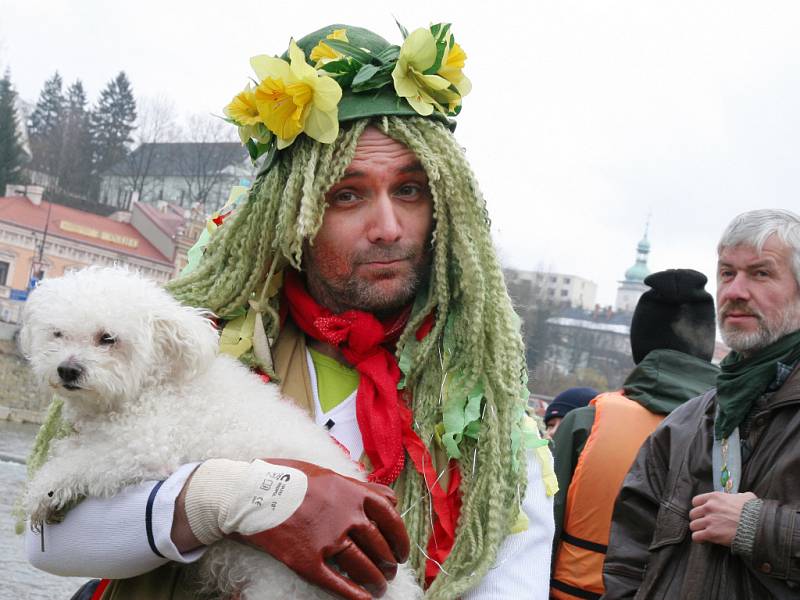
[307,347,359,413]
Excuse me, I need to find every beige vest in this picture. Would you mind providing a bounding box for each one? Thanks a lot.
[101,320,444,599]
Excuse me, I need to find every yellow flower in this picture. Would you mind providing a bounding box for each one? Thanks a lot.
[438,41,472,99]
[251,40,342,148]
[309,29,348,67]
[224,86,260,126]
[392,27,466,116]
[224,85,273,146]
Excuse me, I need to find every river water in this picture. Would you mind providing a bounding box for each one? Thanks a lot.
[1,421,87,600]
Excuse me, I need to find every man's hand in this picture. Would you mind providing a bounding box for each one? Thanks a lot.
[182,458,410,600]
[689,491,757,546]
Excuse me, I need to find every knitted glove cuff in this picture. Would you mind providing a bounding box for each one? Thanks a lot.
[731,497,763,558]
[185,458,250,546]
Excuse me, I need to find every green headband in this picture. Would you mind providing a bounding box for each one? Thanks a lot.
[224,22,469,166]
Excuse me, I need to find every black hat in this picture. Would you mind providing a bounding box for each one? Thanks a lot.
[544,387,598,425]
[630,269,716,364]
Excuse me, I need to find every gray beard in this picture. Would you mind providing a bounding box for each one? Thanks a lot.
[720,300,800,353]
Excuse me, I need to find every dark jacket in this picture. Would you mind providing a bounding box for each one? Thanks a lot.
[552,350,719,549]
[602,363,800,599]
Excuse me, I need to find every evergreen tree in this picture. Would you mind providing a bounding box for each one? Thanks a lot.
[59,80,93,195]
[28,71,65,180]
[29,72,65,136]
[89,71,136,199]
[0,70,27,192]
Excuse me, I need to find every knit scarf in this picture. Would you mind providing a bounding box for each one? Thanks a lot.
[716,329,800,439]
[282,270,461,583]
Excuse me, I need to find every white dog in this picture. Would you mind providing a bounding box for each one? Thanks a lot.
[20,266,421,599]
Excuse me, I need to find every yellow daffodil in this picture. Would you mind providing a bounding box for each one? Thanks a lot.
[392,27,466,116]
[438,41,472,99]
[251,40,342,148]
[225,86,260,126]
[309,29,349,67]
[224,85,273,146]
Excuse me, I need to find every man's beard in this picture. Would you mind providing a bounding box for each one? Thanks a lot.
[718,299,800,353]
[304,243,432,317]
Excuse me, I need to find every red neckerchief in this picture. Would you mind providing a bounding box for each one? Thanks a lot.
[283,270,461,585]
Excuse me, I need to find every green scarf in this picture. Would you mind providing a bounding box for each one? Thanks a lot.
[716,329,800,439]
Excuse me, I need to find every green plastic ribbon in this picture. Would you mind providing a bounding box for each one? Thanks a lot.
[181,183,250,276]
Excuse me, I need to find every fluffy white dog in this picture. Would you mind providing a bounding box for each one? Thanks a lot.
[20,266,421,599]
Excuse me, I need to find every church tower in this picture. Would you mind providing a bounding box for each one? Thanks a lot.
[615,223,651,312]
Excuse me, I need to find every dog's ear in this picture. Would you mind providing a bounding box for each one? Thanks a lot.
[151,305,219,382]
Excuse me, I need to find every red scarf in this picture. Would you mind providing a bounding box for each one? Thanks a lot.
[283,270,461,585]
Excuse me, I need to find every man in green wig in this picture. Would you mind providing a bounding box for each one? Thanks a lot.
[26,23,556,600]
[603,209,800,599]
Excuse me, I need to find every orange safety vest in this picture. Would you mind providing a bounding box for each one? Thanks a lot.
[551,392,664,600]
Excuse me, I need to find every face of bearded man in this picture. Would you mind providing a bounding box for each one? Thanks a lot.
[717,235,800,354]
[303,127,434,317]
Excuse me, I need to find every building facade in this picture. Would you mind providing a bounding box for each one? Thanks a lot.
[99,142,252,211]
[0,189,174,323]
[615,226,652,312]
[504,268,598,310]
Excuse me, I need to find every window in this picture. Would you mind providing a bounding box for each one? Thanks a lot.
[564,277,571,284]
[548,289,556,297]
[0,261,8,286]
[560,289,569,297]
[549,276,557,283]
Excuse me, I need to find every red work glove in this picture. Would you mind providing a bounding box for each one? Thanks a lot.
[185,458,410,600]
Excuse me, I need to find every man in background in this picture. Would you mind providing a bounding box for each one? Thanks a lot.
[604,209,800,599]
[544,387,598,439]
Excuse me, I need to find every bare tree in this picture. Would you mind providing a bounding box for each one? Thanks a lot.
[120,95,179,203]
[176,114,243,208]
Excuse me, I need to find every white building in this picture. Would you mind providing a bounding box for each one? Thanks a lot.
[99,142,253,211]
[505,269,598,310]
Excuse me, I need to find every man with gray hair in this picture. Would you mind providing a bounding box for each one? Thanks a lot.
[603,209,800,599]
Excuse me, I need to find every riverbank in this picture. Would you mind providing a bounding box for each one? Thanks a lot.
[1,420,86,599]
[0,405,45,424]
[0,336,52,419]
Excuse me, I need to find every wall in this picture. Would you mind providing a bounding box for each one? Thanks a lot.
[0,340,51,416]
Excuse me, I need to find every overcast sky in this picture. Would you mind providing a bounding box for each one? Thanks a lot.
[2,1,799,305]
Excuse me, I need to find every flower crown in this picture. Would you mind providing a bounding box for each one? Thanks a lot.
[224,22,471,163]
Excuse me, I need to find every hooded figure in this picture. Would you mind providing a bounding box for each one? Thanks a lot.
[550,268,719,600]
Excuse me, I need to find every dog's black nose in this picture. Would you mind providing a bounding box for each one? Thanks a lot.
[57,362,83,384]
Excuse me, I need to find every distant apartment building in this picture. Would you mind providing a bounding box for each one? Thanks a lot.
[504,268,598,310]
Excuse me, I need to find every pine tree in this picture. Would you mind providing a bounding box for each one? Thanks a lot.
[0,70,27,192]
[89,71,137,200]
[59,80,93,195]
[28,72,65,180]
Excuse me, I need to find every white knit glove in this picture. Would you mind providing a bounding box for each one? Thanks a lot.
[185,458,309,545]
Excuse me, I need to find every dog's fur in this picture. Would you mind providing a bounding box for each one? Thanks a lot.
[20,267,421,599]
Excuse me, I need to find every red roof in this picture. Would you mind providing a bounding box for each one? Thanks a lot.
[0,196,172,265]
[134,201,186,239]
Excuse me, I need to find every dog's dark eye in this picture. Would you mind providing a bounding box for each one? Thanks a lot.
[53,331,62,338]
[98,333,117,346]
